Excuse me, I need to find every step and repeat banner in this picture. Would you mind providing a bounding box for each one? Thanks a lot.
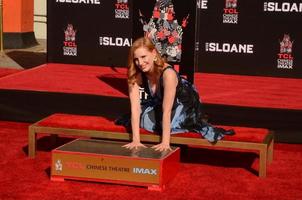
[47,0,196,79]
[47,0,133,67]
[47,0,302,79]
[196,0,302,78]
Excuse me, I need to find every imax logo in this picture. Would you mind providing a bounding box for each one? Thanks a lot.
[264,2,302,12]
[133,167,157,175]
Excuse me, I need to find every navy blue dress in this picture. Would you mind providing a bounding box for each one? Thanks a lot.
[116,66,234,142]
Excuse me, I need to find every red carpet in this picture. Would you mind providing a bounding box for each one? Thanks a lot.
[0,63,301,110]
[0,67,23,78]
[1,64,301,199]
[1,120,302,200]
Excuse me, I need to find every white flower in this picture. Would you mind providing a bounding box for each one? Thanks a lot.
[166,46,177,57]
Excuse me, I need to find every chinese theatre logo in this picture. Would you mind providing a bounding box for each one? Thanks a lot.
[277,34,294,69]
[223,0,239,24]
[63,24,77,56]
[139,0,189,62]
[115,0,129,19]
[55,160,63,172]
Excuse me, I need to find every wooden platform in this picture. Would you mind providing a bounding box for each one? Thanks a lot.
[28,113,274,178]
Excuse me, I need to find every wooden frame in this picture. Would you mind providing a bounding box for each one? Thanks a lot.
[28,119,274,178]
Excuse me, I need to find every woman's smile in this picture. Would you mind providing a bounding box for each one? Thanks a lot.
[134,47,156,73]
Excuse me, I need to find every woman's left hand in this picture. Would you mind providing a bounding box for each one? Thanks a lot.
[151,142,172,152]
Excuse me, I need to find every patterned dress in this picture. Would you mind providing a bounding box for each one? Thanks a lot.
[116,66,234,142]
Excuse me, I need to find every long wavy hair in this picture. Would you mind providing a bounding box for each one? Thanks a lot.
[127,37,165,86]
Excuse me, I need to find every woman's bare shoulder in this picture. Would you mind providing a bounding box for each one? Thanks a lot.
[162,64,177,78]
[162,66,178,86]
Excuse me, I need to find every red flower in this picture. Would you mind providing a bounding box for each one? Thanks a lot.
[157,31,165,39]
[168,36,175,44]
[153,11,160,18]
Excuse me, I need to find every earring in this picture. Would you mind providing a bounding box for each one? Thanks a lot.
[154,56,157,62]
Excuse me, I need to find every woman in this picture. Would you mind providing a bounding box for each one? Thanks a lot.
[119,37,234,152]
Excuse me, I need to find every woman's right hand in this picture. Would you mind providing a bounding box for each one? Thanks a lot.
[122,141,147,150]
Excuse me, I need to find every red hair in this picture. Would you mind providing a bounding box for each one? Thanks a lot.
[127,37,165,85]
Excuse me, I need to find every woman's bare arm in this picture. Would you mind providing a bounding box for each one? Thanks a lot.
[123,81,146,150]
[152,68,178,151]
